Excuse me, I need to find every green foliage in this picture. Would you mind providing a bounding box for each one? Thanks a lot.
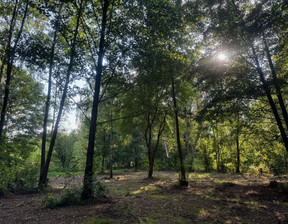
[43,178,109,208]
[12,162,39,193]
[54,132,77,170]
[1,0,288,199]
[0,161,38,196]
[0,165,11,196]
[93,179,109,199]
[84,218,112,224]
[43,189,81,209]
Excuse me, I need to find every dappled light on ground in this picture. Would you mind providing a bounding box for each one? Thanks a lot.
[0,171,288,223]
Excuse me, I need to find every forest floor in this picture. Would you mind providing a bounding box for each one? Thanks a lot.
[1,171,288,224]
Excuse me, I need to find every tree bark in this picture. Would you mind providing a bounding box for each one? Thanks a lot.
[81,0,109,200]
[148,157,154,178]
[0,1,28,143]
[144,114,154,178]
[171,77,188,186]
[39,0,85,187]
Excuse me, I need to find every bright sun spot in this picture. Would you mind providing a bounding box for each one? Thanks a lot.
[217,52,227,61]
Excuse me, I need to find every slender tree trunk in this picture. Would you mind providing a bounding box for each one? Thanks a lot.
[213,126,220,172]
[171,77,188,186]
[236,114,240,173]
[101,155,105,173]
[145,130,154,178]
[109,110,113,179]
[39,0,85,187]
[145,112,166,178]
[134,147,138,172]
[236,135,240,173]
[145,116,154,178]
[81,0,109,200]
[252,44,288,152]
[0,1,28,143]
[263,37,288,131]
[39,24,58,185]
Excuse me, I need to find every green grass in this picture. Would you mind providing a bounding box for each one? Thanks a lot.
[84,217,112,224]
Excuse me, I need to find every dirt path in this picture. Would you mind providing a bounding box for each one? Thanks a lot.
[0,171,288,223]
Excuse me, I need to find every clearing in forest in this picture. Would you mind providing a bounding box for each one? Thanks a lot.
[0,171,288,223]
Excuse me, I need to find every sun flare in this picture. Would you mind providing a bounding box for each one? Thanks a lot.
[217,52,227,61]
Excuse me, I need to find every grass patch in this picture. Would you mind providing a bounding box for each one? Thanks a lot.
[173,216,191,223]
[83,217,112,224]
[138,216,158,224]
[148,194,167,200]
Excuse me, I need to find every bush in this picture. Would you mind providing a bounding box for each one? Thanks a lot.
[12,163,39,193]
[0,165,12,197]
[93,179,109,199]
[0,162,38,196]
[43,178,109,208]
[43,189,82,209]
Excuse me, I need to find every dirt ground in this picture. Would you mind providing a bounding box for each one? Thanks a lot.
[1,171,288,224]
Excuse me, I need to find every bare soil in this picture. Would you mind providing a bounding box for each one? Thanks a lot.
[1,171,288,223]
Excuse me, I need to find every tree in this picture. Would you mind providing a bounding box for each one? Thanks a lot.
[39,0,86,187]
[0,0,29,143]
[81,0,110,200]
[0,66,43,194]
[54,132,77,170]
[201,0,288,152]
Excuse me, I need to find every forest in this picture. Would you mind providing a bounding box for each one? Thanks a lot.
[0,0,288,223]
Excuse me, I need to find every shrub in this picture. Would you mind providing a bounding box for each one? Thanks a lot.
[93,179,109,199]
[12,163,39,193]
[43,189,82,209]
[0,162,38,196]
[43,178,109,208]
[0,165,12,197]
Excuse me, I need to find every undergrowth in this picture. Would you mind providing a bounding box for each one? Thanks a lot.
[42,179,109,208]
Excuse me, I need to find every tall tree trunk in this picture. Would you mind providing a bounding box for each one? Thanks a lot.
[0,1,28,143]
[39,23,58,185]
[252,44,288,152]
[236,135,240,173]
[236,113,240,173]
[134,147,138,172]
[145,112,166,178]
[263,37,288,131]
[171,77,188,186]
[101,155,105,173]
[39,0,85,187]
[81,0,109,200]
[144,115,154,178]
[109,110,113,179]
